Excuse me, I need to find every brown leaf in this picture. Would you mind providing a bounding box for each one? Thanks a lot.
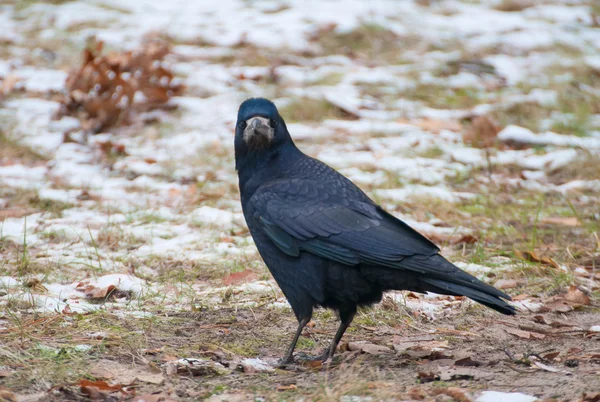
[276,385,297,392]
[2,74,21,95]
[301,360,323,369]
[0,370,11,378]
[0,390,17,402]
[504,327,532,339]
[223,269,257,286]
[361,343,391,355]
[455,356,483,367]
[454,235,478,244]
[512,293,531,301]
[78,379,126,393]
[541,217,580,227]
[463,115,500,148]
[544,301,574,313]
[515,250,559,269]
[564,286,591,306]
[417,371,439,383]
[581,392,600,402]
[494,279,519,289]
[77,283,117,299]
[542,351,560,360]
[433,387,473,402]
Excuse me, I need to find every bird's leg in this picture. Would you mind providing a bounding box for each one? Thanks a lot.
[324,308,356,362]
[297,308,357,363]
[278,316,311,367]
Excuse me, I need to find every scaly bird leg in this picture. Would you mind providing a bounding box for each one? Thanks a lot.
[296,308,357,363]
[278,316,311,367]
[325,309,356,361]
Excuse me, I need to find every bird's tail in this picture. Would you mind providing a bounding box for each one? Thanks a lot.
[402,254,516,315]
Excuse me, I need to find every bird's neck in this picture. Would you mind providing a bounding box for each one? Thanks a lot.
[237,142,301,199]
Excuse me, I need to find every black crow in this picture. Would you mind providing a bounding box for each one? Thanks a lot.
[235,98,515,365]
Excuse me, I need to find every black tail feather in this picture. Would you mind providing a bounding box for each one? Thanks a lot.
[421,277,516,315]
[401,254,516,315]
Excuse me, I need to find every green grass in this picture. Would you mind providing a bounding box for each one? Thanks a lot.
[278,98,357,122]
[316,23,412,63]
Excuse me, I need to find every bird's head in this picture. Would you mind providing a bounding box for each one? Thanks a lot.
[234,98,292,164]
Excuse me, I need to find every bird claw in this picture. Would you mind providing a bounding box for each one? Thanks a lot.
[275,355,296,369]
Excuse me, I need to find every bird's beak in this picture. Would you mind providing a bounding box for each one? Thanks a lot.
[243,116,274,148]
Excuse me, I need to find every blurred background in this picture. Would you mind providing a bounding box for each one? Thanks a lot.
[0,0,599,399]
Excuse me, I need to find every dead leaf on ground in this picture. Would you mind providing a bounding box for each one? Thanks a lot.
[79,379,131,400]
[463,115,500,148]
[0,389,17,402]
[581,392,600,402]
[505,327,545,339]
[494,279,519,289]
[417,371,439,383]
[515,250,560,269]
[541,216,580,227]
[433,387,474,402]
[276,385,297,392]
[564,286,591,306]
[59,37,184,133]
[223,269,257,286]
[455,356,484,367]
[76,283,117,299]
[345,341,391,355]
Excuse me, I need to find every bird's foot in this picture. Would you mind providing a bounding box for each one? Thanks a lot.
[295,350,331,364]
[275,354,296,369]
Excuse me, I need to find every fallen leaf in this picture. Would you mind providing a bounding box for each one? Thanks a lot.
[541,217,580,227]
[0,390,17,402]
[2,74,21,95]
[564,286,591,306]
[276,385,297,392]
[455,356,483,367]
[433,387,473,402]
[544,301,573,313]
[463,115,500,148]
[223,269,257,286]
[494,279,519,289]
[78,379,126,393]
[512,294,531,301]
[362,343,391,355]
[417,371,439,383]
[515,250,559,269]
[542,352,560,361]
[301,360,323,369]
[504,327,532,339]
[581,392,600,402]
[454,235,478,244]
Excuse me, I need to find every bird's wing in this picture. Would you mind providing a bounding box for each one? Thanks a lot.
[249,178,442,271]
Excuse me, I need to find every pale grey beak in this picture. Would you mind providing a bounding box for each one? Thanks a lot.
[243,116,274,147]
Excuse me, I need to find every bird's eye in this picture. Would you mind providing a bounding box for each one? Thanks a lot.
[270,118,277,127]
[238,121,247,130]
